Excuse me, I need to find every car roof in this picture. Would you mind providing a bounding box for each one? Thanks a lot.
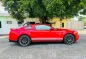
[30,24,51,26]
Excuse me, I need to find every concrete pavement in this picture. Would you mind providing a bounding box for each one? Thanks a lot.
[0,35,85,59]
[77,30,86,34]
[0,36,8,39]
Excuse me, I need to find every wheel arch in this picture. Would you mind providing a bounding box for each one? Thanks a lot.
[63,33,76,41]
[17,34,31,42]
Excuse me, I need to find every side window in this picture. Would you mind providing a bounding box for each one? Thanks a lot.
[25,25,32,29]
[35,25,51,30]
[0,21,1,28]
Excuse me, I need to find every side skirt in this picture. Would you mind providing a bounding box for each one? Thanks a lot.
[31,38,63,42]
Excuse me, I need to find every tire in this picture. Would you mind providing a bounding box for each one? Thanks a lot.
[63,34,75,45]
[18,35,31,46]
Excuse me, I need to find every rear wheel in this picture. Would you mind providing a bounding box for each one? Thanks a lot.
[18,35,31,46]
[64,34,75,45]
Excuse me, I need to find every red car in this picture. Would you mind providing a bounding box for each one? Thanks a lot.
[9,24,79,46]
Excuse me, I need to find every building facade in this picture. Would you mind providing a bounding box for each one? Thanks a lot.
[50,17,84,30]
[0,13,84,35]
[0,13,18,35]
[24,17,84,30]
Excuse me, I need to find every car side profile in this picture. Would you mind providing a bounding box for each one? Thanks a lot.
[9,24,79,46]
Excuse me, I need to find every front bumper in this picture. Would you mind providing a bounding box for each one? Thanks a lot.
[73,31,79,41]
[75,34,79,41]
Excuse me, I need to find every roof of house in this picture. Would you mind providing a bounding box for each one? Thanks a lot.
[0,12,10,16]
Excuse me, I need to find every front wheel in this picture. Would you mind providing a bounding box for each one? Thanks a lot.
[63,34,75,45]
[18,35,31,46]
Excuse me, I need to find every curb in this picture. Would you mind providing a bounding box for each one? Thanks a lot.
[0,34,8,36]
[0,36,8,39]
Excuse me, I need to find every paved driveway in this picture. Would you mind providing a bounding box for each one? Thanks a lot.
[0,34,86,59]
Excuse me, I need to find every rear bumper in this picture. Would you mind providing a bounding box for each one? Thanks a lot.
[9,31,20,42]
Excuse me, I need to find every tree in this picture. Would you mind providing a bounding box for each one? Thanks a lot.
[80,9,86,15]
[80,0,86,15]
[78,16,85,21]
[84,22,86,26]
[78,16,86,26]
[1,0,86,23]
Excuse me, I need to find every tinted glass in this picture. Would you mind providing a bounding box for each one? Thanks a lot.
[35,25,51,30]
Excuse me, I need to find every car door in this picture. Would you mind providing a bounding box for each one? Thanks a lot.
[32,25,61,42]
[50,29,63,41]
[34,25,51,38]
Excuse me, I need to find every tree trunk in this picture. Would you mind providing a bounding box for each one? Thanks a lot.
[42,16,48,24]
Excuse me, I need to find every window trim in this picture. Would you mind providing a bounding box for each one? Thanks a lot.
[35,25,51,30]
[62,23,64,27]
[7,21,12,24]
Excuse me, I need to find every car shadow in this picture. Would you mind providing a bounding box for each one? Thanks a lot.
[30,42,64,46]
[9,42,64,47]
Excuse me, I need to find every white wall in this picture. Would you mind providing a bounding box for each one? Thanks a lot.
[66,21,84,30]
[0,17,18,34]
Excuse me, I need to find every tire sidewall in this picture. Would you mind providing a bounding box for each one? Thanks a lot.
[18,35,31,46]
[64,34,75,45]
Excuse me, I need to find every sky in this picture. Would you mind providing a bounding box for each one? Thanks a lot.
[0,2,8,13]
[0,2,79,20]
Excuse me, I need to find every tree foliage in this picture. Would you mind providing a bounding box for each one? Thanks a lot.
[1,0,86,23]
[78,16,85,21]
[78,16,86,26]
[80,9,86,15]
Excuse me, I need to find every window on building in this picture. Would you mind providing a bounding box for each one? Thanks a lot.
[0,21,1,28]
[35,25,51,30]
[7,21,12,24]
[62,23,64,27]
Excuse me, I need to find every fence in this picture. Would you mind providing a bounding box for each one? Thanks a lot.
[66,21,84,30]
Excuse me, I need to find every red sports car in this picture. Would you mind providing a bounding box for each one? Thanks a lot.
[9,24,79,46]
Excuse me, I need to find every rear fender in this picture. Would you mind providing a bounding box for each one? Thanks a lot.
[18,34,31,41]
